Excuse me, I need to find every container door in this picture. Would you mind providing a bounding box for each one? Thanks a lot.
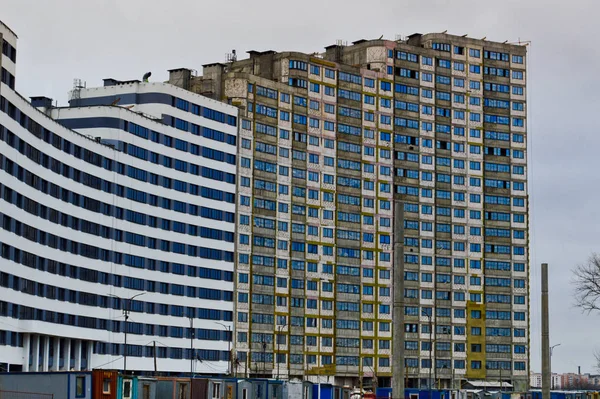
[142,384,150,399]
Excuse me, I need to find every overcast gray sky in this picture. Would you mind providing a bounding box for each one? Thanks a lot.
[3,0,599,375]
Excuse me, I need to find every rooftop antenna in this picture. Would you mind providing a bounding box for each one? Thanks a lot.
[226,49,237,62]
[69,78,86,105]
[142,72,151,82]
[508,38,531,46]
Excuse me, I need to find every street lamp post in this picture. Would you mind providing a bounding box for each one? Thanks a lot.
[189,316,195,399]
[262,341,267,377]
[110,292,145,375]
[550,344,561,390]
[276,325,283,380]
[422,309,434,396]
[189,317,194,376]
[430,244,448,393]
[216,322,232,376]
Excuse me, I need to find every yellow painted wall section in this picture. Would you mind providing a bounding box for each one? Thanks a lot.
[466,300,486,379]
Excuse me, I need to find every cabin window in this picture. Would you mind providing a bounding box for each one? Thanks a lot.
[75,376,85,397]
[103,378,111,394]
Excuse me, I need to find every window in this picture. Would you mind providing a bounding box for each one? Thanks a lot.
[123,380,131,398]
[76,376,86,397]
[103,378,111,394]
[212,383,221,399]
[289,60,308,70]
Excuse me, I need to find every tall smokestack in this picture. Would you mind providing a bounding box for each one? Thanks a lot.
[542,263,550,399]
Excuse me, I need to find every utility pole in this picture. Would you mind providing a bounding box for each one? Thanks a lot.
[422,310,433,396]
[124,309,128,375]
[228,329,232,377]
[190,317,194,376]
[153,341,157,373]
[276,325,283,380]
[359,360,363,396]
[216,322,232,376]
[110,292,145,375]
[262,342,267,377]
[542,263,551,399]
[392,200,405,399]
[190,317,194,399]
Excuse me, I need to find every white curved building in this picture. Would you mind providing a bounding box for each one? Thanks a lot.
[0,21,237,375]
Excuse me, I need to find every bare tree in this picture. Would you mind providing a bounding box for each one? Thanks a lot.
[573,254,600,313]
[574,257,600,380]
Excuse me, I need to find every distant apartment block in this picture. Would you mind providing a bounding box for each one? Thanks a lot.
[529,371,600,390]
[560,373,597,390]
[530,373,562,389]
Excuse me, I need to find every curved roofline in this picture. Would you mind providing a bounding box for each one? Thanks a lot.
[0,20,18,39]
[52,104,166,127]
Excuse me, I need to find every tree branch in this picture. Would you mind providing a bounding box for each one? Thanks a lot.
[573,253,600,313]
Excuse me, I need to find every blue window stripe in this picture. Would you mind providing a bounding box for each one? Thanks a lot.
[0,209,233,262]
[0,299,232,356]
[0,122,235,216]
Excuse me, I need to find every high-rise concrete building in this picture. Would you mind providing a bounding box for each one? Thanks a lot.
[0,20,237,374]
[171,33,529,390]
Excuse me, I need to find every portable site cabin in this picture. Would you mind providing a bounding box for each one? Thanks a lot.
[0,371,92,399]
[530,390,597,399]
[313,383,334,399]
[283,380,313,399]
[137,377,157,399]
[92,370,119,399]
[206,378,289,399]
[116,375,138,399]
[376,387,452,399]
[155,376,192,399]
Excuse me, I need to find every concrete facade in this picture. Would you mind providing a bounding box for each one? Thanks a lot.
[172,33,528,389]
